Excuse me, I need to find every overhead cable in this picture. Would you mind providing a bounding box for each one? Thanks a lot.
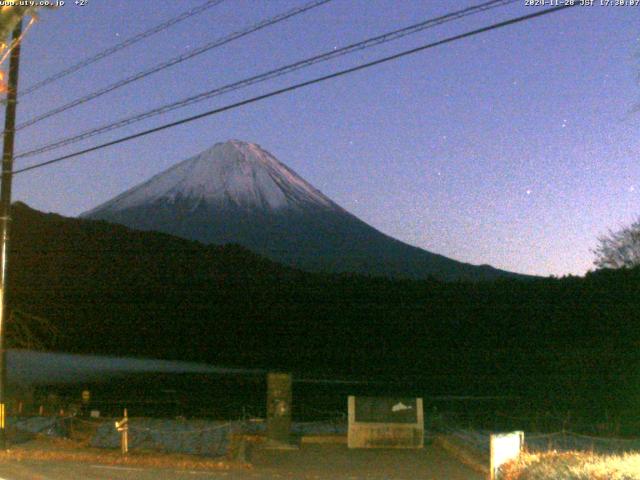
[16,0,518,160]
[14,5,576,176]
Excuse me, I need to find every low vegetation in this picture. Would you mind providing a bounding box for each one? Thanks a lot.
[0,434,239,471]
[501,451,640,480]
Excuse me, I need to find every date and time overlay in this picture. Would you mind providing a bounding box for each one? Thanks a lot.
[0,0,638,8]
[526,0,639,6]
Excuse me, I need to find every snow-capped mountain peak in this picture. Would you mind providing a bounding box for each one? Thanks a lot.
[84,140,337,215]
[82,139,522,281]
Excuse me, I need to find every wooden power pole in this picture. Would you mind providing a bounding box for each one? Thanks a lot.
[0,18,23,449]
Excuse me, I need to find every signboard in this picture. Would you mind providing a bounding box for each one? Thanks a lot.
[348,396,423,449]
[355,397,418,424]
[490,431,524,480]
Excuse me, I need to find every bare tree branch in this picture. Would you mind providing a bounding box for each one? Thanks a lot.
[593,218,640,269]
[6,308,60,350]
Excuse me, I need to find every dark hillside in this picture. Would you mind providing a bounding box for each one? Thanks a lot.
[7,203,640,424]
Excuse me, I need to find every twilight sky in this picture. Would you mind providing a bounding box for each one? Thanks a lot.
[6,0,639,277]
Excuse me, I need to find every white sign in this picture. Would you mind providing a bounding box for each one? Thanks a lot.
[490,431,523,480]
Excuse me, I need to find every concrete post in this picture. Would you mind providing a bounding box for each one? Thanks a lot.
[266,372,292,447]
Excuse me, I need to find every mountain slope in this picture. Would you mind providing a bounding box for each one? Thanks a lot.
[82,140,523,280]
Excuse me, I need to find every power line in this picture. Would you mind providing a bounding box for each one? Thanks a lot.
[14,5,577,176]
[15,0,333,130]
[16,0,518,160]
[20,0,227,97]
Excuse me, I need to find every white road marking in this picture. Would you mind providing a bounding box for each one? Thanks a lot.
[187,472,227,476]
[90,465,145,471]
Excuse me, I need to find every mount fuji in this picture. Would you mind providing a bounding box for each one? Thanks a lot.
[82,140,520,280]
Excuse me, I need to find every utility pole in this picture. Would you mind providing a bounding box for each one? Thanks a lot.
[0,18,23,450]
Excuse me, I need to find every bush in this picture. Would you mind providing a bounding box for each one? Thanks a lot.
[501,451,640,480]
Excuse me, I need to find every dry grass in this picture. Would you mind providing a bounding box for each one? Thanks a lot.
[0,434,245,472]
[501,451,640,480]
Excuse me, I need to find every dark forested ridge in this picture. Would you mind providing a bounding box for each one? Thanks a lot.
[7,203,640,422]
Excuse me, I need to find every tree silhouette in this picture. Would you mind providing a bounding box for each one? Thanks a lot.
[6,308,60,350]
[593,218,640,269]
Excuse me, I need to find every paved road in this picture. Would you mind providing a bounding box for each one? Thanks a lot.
[0,462,252,479]
[0,444,482,479]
